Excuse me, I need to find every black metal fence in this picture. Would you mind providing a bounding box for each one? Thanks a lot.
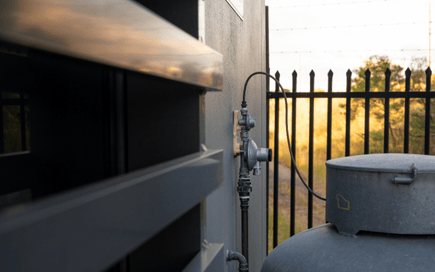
[266,67,435,250]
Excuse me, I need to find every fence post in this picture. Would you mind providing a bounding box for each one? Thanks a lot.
[364,69,371,154]
[345,69,352,156]
[425,67,432,155]
[327,70,333,161]
[404,68,411,153]
[273,71,280,248]
[308,70,314,229]
[384,68,391,153]
[290,70,297,236]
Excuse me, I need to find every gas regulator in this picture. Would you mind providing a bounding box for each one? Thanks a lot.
[233,107,272,176]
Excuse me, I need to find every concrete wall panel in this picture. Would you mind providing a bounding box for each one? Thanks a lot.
[204,1,266,271]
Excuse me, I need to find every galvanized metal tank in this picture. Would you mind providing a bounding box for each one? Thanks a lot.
[261,154,435,272]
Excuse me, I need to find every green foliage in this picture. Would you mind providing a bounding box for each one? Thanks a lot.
[369,131,383,153]
[351,56,402,122]
[391,102,400,110]
[352,55,404,93]
[351,55,435,154]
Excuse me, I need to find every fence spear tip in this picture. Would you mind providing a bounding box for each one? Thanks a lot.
[328,69,333,76]
[365,68,371,76]
[385,68,391,76]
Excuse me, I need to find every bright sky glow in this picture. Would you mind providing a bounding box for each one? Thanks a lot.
[265,0,433,92]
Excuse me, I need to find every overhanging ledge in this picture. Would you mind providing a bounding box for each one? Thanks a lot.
[0,0,223,91]
[0,149,223,272]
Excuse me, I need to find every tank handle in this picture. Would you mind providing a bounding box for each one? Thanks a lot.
[391,163,417,185]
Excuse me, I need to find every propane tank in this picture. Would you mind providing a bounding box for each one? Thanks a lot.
[261,154,435,272]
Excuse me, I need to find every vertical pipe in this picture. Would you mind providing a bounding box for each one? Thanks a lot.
[20,92,27,151]
[364,69,371,154]
[241,198,249,265]
[345,70,352,156]
[308,70,314,229]
[384,68,391,153]
[265,5,270,255]
[404,68,411,153]
[425,67,432,155]
[290,70,297,237]
[273,71,280,248]
[238,108,251,266]
[326,70,333,161]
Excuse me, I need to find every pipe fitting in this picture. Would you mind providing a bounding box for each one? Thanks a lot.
[240,107,248,116]
[253,161,261,176]
[227,250,249,272]
[237,177,252,194]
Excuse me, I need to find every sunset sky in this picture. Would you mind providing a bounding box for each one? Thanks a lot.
[265,0,432,92]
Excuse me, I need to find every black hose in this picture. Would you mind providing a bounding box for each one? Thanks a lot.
[242,71,326,201]
[227,250,249,272]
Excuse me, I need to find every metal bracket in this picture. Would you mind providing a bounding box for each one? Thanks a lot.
[233,110,242,156]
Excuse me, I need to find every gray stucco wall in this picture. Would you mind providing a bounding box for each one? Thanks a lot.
[203,1,267,271]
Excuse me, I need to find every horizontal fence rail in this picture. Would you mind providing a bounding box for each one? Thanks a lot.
[268,91,435,98]
[267,67,435,249]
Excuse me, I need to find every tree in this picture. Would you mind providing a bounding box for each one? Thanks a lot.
[352,55,404,93]
[349,55,435,154]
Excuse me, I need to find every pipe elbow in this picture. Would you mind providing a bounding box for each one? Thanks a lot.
[227,250,248,272]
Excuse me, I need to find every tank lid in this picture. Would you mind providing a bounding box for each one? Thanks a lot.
[326,153,435,173]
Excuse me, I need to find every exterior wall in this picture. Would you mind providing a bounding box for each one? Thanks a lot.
[203,1,267,271]
[0,0,266,271]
